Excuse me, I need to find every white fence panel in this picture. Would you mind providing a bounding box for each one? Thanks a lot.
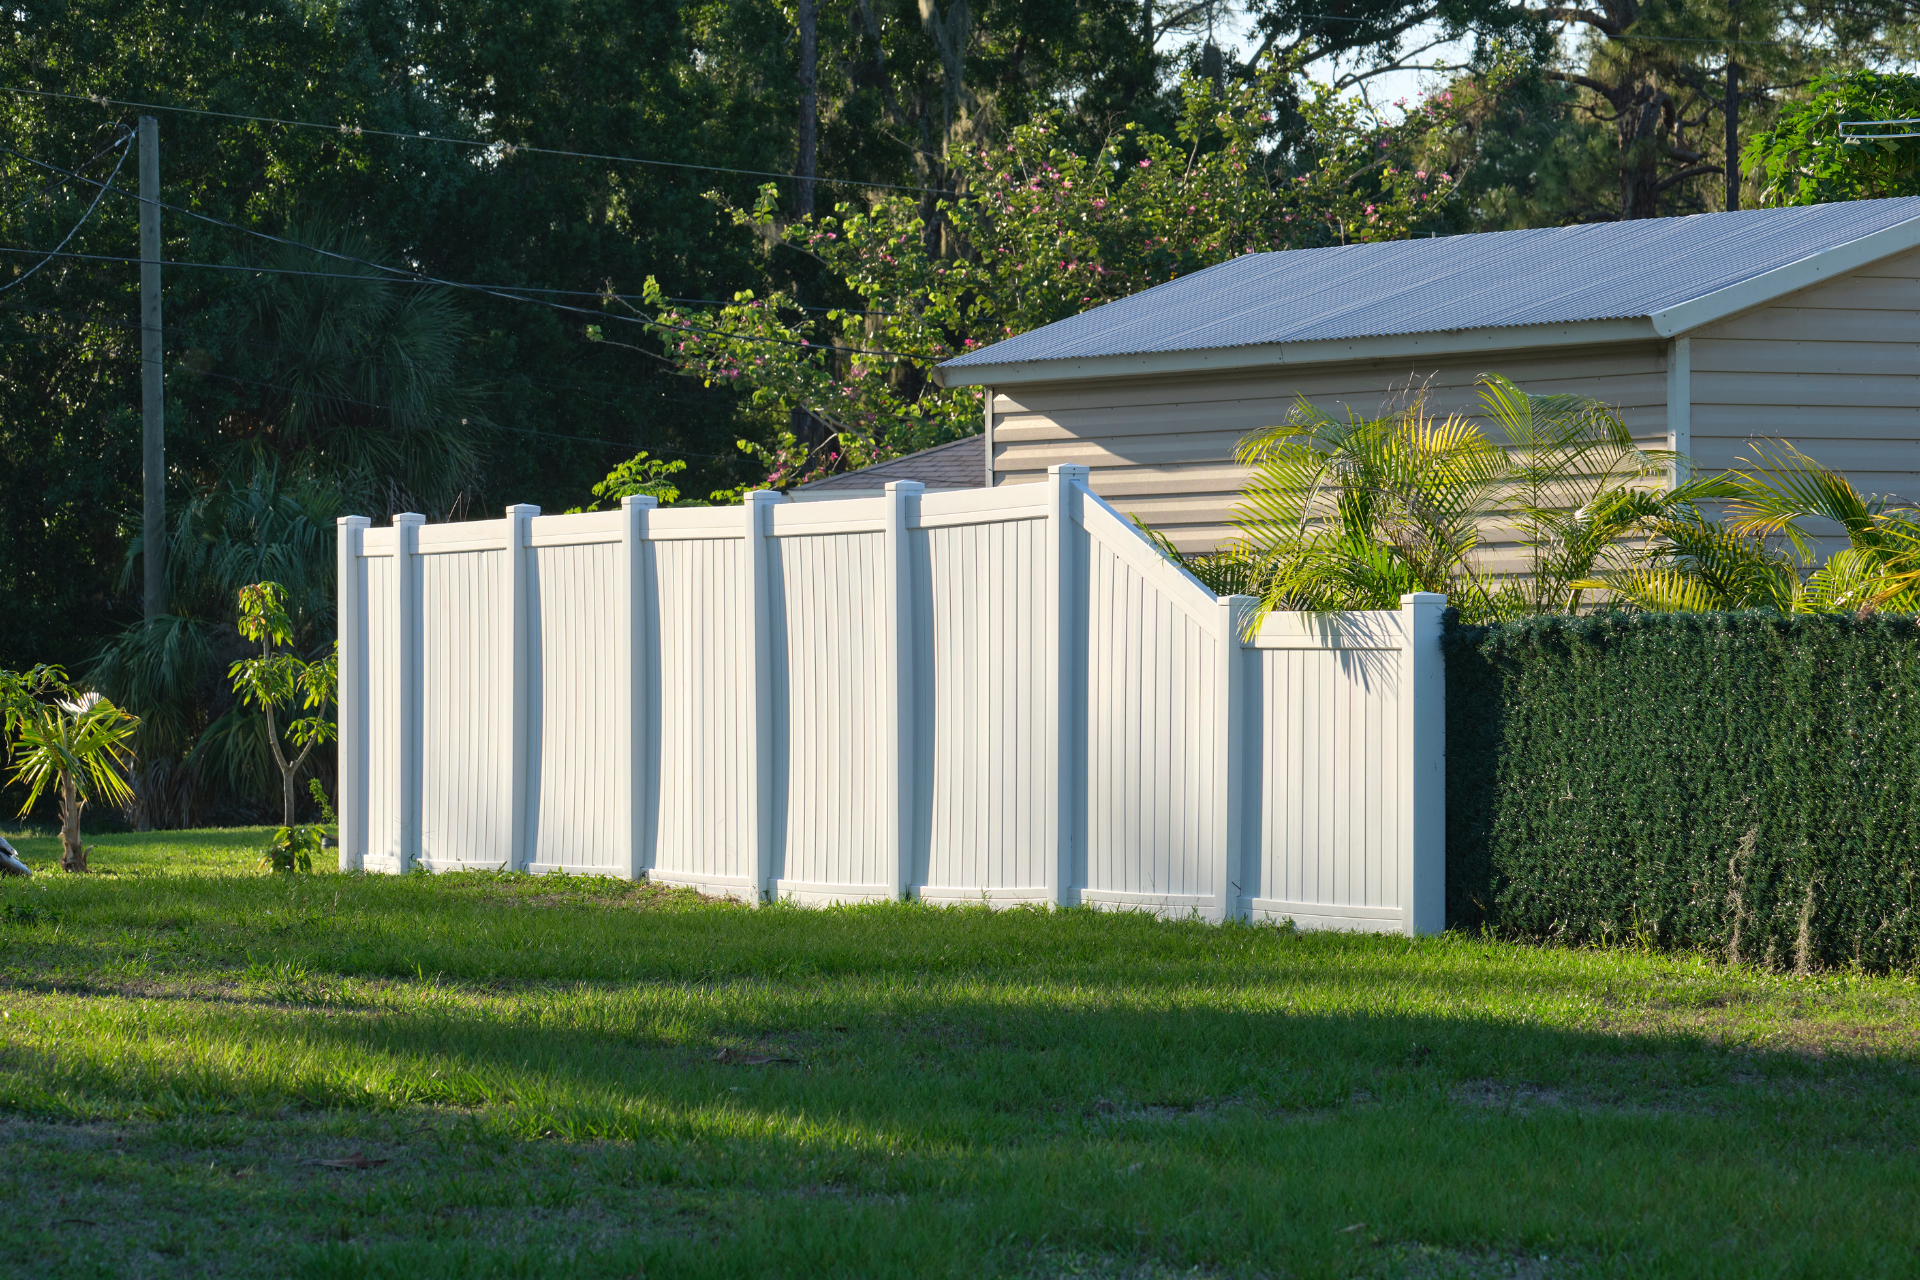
[1079,498,1230,917]
[526,513,626,874]
[646,507,751,896]
[913,489,1052,904]
[767,503,891,901]
[338,472,1445,935]
[417,524,511,871]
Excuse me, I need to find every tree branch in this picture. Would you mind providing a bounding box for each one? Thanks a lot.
[1524,7,1624,35]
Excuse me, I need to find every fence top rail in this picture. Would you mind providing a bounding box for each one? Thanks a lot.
[1078,488,1227,636]
[1250,610,1403,651]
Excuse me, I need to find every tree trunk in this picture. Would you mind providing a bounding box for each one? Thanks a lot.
[59,773,86,873]
[283,767,297,829]
[796,0,818,219]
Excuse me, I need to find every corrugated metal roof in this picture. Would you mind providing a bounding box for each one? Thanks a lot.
[940,199,1920,370]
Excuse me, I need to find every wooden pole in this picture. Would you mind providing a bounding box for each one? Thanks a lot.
[139,116,164,618]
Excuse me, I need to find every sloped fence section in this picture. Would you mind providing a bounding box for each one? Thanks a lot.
[335,467,1446,934]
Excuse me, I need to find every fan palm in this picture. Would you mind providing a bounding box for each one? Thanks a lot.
[216,223,485,515]
[1,667,138,871]
[91,465,340,825]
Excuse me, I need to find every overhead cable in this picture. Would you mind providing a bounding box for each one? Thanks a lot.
[0,127,132,294]
[0,84,938,195]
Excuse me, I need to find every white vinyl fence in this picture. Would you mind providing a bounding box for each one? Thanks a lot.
[335,466,1446,934]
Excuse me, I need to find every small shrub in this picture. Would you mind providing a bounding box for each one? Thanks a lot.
[261,824,325,874]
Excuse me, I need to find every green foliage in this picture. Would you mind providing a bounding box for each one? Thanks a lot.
[584,451,688,509]
[0,665,139,869]
[0,667,138,815]
[1583,442,1920,614]
[227,583,335,828]
[1229,375,1678,623]
[306,778,336,827]
[259,823,321,874]
[646,54,1511,486]
[1446,610,1920,971]
[1747,71,1920,206]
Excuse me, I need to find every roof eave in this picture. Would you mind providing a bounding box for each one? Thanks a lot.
[932,317,1661,389]
[1650,212,1920,336]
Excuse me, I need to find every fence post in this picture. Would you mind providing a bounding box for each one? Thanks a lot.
[503,504,539,873]
[335,515,371,872]
[1215,595,1255,922]
[1045,464,1089,909]
[1398,592,1447,936]
[393,513,425,873]
[742,491,780,903]
[620,495,657,882]
[883,480,924,900]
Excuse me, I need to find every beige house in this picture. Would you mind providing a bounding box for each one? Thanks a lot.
[907,198,1920,552]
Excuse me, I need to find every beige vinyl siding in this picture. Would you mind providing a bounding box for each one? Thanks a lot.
[1690,244,1920,503]
[993,342,1669,552]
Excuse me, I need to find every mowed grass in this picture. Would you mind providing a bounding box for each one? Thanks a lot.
[0,831,1915,1278]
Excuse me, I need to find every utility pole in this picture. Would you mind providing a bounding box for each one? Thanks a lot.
[795,0,818,219]
[140,115,164,619]
[1725,6,1740,212]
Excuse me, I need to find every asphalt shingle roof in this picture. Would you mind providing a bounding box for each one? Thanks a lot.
[939,199,1920,371]
[796,434,984,492]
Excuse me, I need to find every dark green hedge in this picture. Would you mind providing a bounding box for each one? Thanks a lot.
[1444,611,1920,970]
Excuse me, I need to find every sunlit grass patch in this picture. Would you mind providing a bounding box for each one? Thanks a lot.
[0,828,1917,1278]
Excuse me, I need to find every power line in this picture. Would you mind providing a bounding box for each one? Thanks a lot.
[1,297,742,430]
[0,238,925,362]
[0,140,924,357]
[0,84,939,196]
[54,340,734,461]
[7,130,131,216]
[0,129,132,295]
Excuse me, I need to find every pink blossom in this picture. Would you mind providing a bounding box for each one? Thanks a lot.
[1138,159,1151,168]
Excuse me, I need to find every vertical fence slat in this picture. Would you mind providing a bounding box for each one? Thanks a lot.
[622,496,657,881]
[1216,596,1252,921]
[743,491,779,904]
[1045,464,1089,908]
[884,481,923,901]
[336,515,371,872]
[1400,592,1447,935]
[393,513,425,872]
[503,504,538,873]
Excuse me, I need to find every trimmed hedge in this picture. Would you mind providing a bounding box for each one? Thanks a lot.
[1444,610,1920,970]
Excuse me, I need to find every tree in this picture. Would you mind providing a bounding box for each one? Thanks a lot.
[643,56,1502,484]
[0,666,138,872]
[1745,70,1920,205]
[225,583,335,829]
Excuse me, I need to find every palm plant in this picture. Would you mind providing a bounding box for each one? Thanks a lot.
[1,666,138,872]
[1592,442,1920,614]
[1228,376,1689,622]
[91,465,340,825]
[218,222,484,515]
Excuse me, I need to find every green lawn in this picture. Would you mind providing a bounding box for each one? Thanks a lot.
[0,830,1915,1278]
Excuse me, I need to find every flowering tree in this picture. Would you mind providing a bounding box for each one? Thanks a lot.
[644,56,1503,490]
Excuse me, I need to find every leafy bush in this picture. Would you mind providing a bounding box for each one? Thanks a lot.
[260,824,324,874]
[1445,610,1920,971]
